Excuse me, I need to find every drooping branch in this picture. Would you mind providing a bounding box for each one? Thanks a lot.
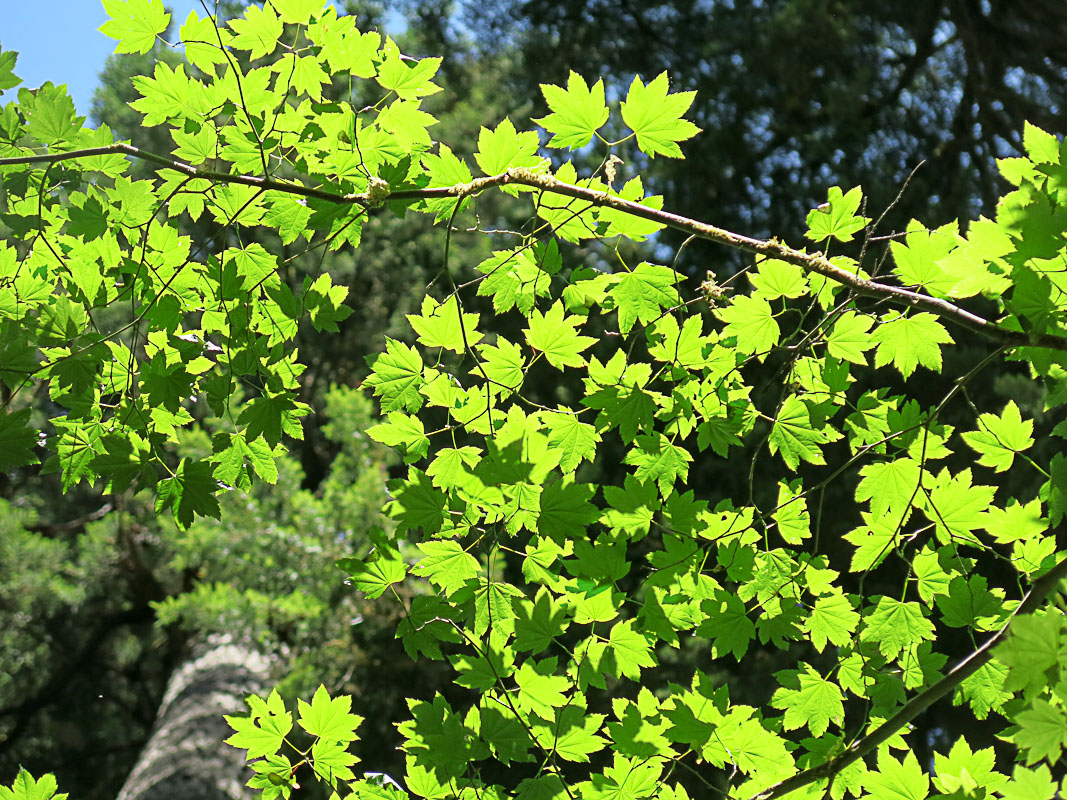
[3,145,1064,352]
[746,555,1067,800]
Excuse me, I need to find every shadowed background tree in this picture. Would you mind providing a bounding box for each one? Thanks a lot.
[1,1,1065,798]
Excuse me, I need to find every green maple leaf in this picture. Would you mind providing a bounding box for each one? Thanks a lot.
[471,579,522,639]
[526,301,596,369]
[515,660,570,717]
[582,754,662,800]
[475,117,543,176]
[225,690,293,760]
[237,392,303,449]
[271,52,329,100]
[773,480,810,544]
[861,597,935,661]
[601,475,660,536]
[842,510,905,572]
[804,592,859,652]
[956,660,1010,719]
[299,685,363,743]
[0,408,38,470]
[912,546,952,603]
[532,706,607,762]
[768,395,840,470]
[407,294,482,353]
[311,738,357,782]
[366,412,429,462]
[311,14,378,77]
[538,479,600,539]
[997,611,1062,694]
[536,72,609,149]
[387,468,446,534]
[398,595,462,660]
[420,143,474,222]
[598,178,666,241]
[583,354,658,441]
[478,706,533,765]
[171,123,217,165]
[179,11,232,77]
[855,457,921,517]
[890,220,960,297]
[425,446,481,490]
[710,715,794,781]
[873,312,953,378]
[1,770,66,800]
[985,498,1046,543]
[620,72,700,158]
[925,467,993,544]
[935,575,1003,630]
[514,590,570,653]
[1014,700,1067,765]
[771,664,844,737]
[132,62,213,127]
[402,694,471,776]
[623,432,693,496]
[0,48,21,92]
[996,764,1058,800]
[750,259,808,301]
[402,758,453,799]
[364,339,425,413]
[607,620,655,680]
[22,84,81,144]
[272,0,325,24]
[477,336,526,395]
[862,751,929,800]
[542,410,600,473]
[476,247,554,315]
[535,161,601,242]
[515,775,568,800]
[337,546,407,599]
[961,400,1034,472]
[228,3,283,58]
[696,590,754,660]
[1023,120,1063,164]
[826,311,876,364]
[715,295,780,356]
[606,695,673,760]
[412,540,481,596]
[648,314,710,370]
[304,272,353,332]
[155,458,221,529]
[806,186,869,243]
[100,0,170,55]
[211,432,279,489]
[376,46,442,100]
[609,262,682,334]
[48,417,102,491]
[931,737,999,796]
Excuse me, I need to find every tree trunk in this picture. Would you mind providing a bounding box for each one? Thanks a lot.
[117,636,274,800]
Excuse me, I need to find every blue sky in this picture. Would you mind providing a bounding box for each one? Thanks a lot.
[2,2,207,117]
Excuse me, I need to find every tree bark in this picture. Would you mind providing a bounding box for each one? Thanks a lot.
[117,636,274,800]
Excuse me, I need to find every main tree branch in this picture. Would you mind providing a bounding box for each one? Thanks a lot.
[3,146,1063,351]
